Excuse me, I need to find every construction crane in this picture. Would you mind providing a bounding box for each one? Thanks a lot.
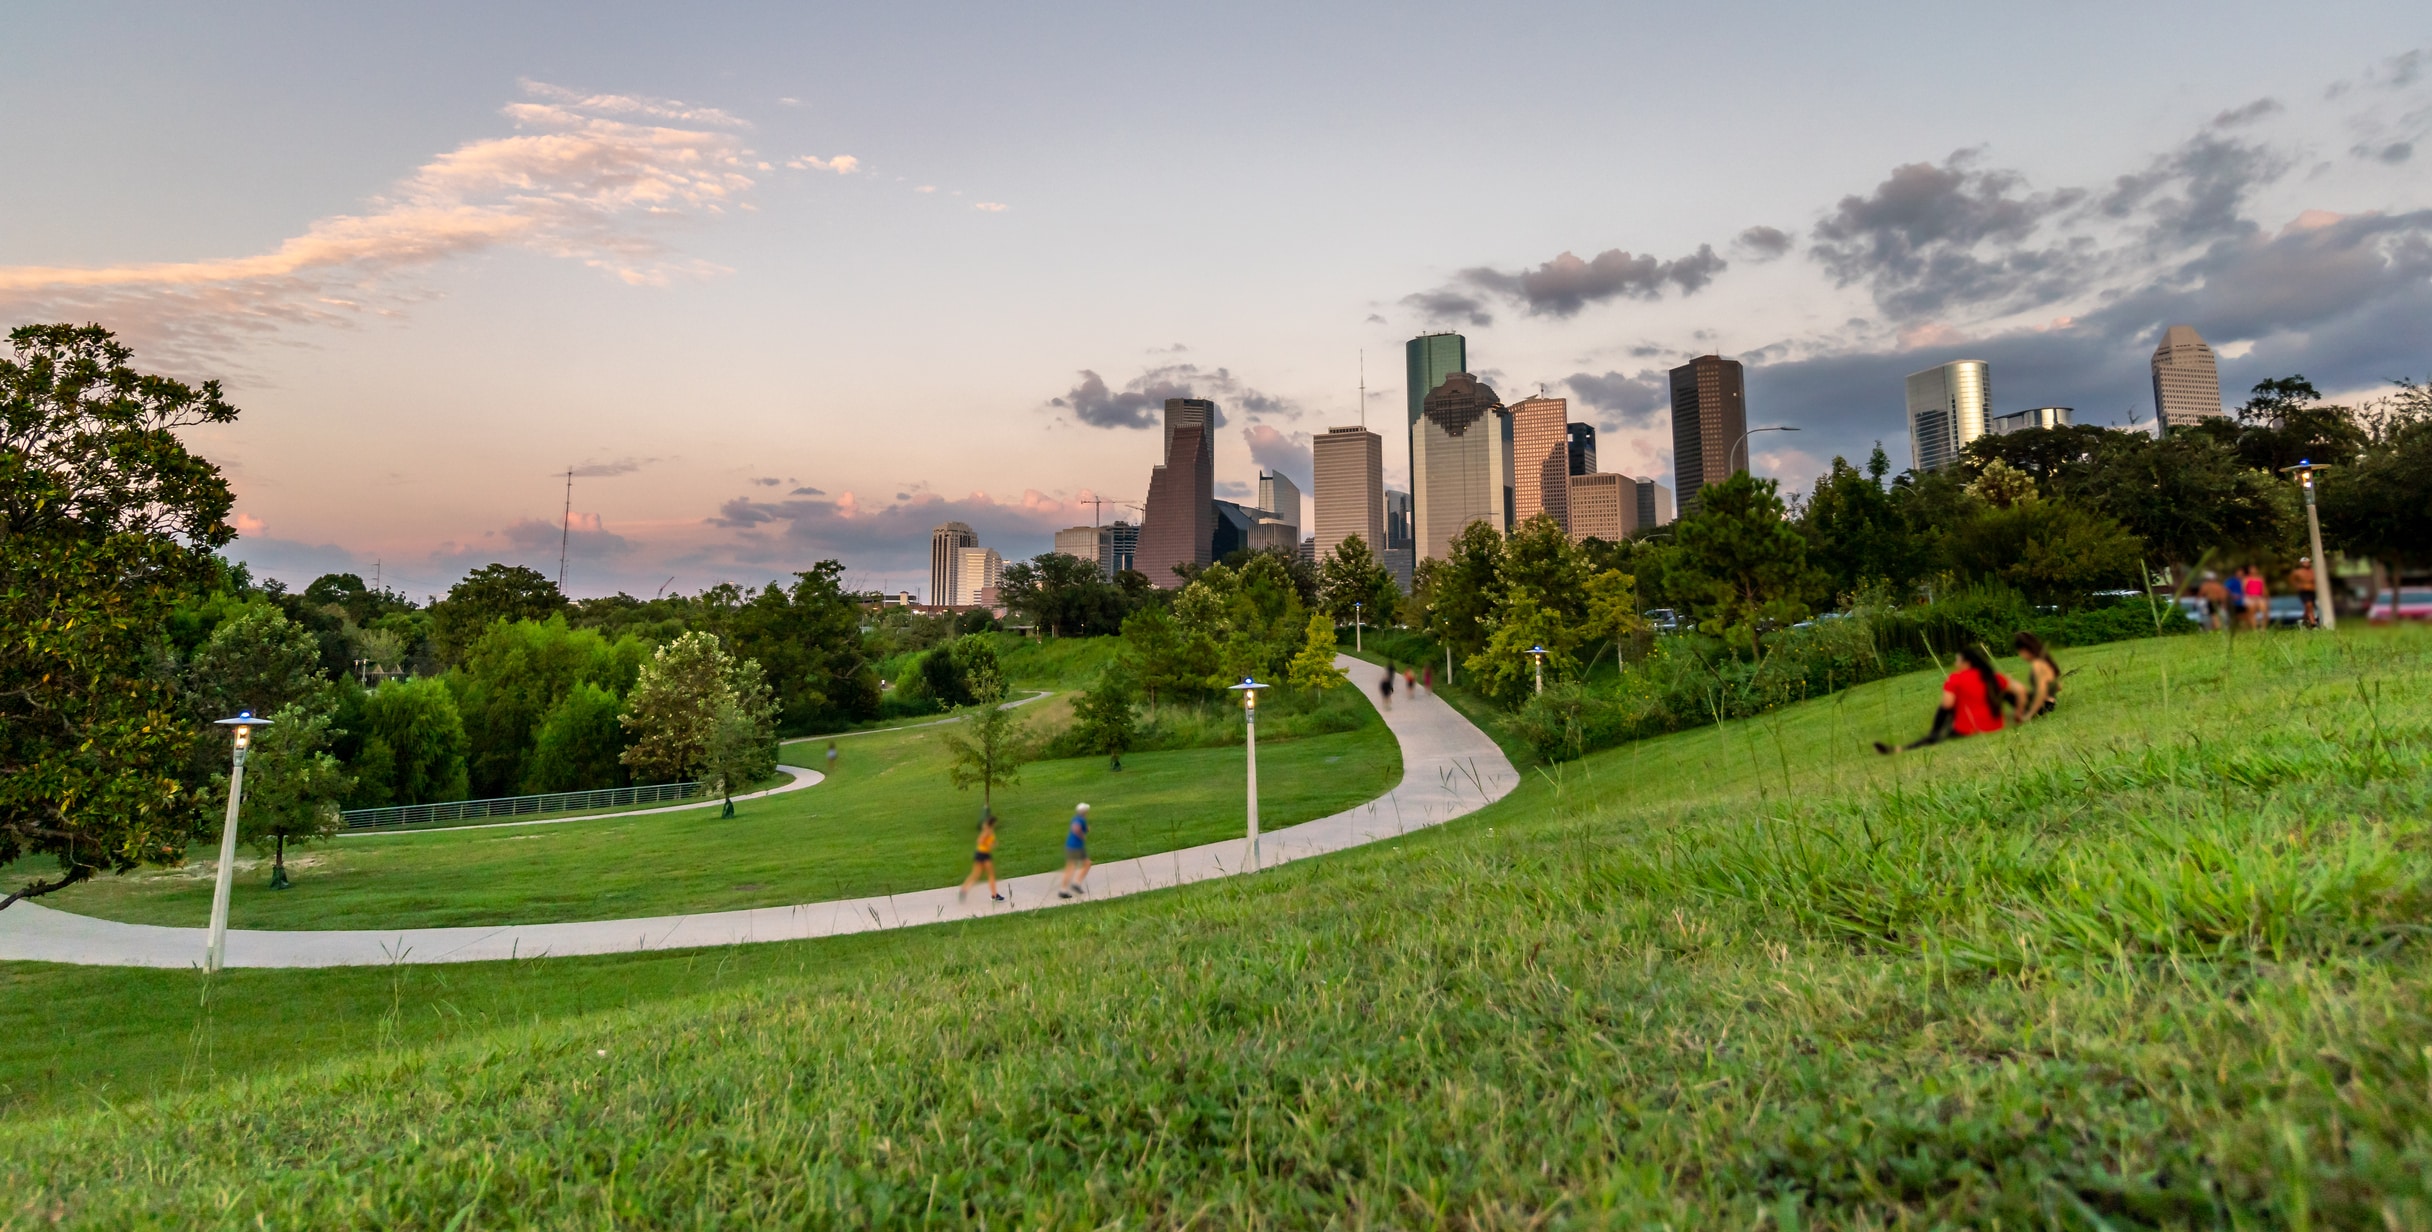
[1085,495,1145,527]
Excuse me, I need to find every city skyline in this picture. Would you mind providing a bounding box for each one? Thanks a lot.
[3,5,2426,597]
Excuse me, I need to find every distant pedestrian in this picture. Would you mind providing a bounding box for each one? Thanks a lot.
[2240,566,2268,631]
[825,740,839,776]
[1057,803,1092,898]
[2198,574,2231,632]
[2011,631,2061,719]
[1379,663,1396,709]
[2291,557,2320,627]
[959,807,1003,902]
[1422,664,1434,695]
[1874,645,2012,754]
[1403,666,1416,695]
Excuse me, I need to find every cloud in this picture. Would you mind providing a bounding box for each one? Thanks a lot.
[1241,424,1312,491]
[789,154,859,174]
[701,487,1098,577]
[1808,150,2090,320]
[499,512,634,557]
[571,457,654,477]
[750,476,784,487]
[974,202,1009,212]
[2356,140,2415,164]
[1048,363,1293,430]
[2210,98,2283,128]
[790,485,825,496]
[1455,244,1728,318]
[0,81,758,360]
[1400,287,1493,328]
[1734,225,1793,260]
[1564,369,1670,427]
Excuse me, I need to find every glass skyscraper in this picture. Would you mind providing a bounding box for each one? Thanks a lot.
[1405,332,1467,485]
[1905,360,1990,472]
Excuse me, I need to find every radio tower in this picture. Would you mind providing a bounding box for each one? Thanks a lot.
[557,467,573,590]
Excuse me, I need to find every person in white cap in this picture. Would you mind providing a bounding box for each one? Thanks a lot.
[1057,803,1093,898]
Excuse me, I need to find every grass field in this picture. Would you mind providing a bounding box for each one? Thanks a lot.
[5,691,1398,931]
[3,626,2427,1226]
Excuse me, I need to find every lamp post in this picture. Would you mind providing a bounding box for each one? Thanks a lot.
[2293,460,2337,631]
[1353,601,1363,653]
[1729,425,1801,475]
[1527,644,1546,695]
[206,711,270,973]
[1227,678,1269,870]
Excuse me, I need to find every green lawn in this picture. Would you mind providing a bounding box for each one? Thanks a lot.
[7,692,1398,931]
[3,626,2428,1226]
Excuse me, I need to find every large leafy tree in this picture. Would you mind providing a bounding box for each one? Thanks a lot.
[1416,520,1505,667]
[1315,535,1397,624]
[2231,376,2366,477]
[3,325,236,909]
[428,564,565,665]
[185,601,330,723]
[2076,430,2291,577]
[709,563,882,731]
[1069,666,1140,770]
[2319,381,2432,603]
[1803,447,1931,601]
[232,702,351,889]
[345,677,471,808]
[1000,551,1134,638]
[448,616,645,797]
[619,632,775,786]
[1667,472,1820,651]
[1284,610,1349,691]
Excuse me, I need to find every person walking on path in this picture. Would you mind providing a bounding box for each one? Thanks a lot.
[1422,664,1433,695]
[1874,645,2012,754]
[1057,803,1093,898]
[2011,631,2061,719]
[2291,557,2320,628]
[1378,663,1397,709]
[959,807,1003,902]
[2241,566,2269,631]
[1403,665,1417,696]
[825,741,839,776]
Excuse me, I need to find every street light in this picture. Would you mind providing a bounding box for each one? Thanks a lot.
[1730,425,1800,475]
[206,711,271,973]
[1527,644,1548,695]
[1353,601,1364,653]
[2291,459,2337,631]
[1227,678,1269,871]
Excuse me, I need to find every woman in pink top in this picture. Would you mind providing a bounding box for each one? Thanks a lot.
[2241,566,2268,631]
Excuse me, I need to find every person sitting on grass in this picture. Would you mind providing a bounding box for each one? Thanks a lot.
[1874,644,2012,755]
[2011,631,2061,719]
[959,807,1003,903]
[1057,802,1092,899]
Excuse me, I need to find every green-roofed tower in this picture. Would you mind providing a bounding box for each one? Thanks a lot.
[1405,332,1467,486]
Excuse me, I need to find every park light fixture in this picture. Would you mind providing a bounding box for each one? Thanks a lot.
[1527,644,1547,696]
[1731,425,1800,474]
[2288,459,2338,631]
[1353,601,1364,652]
[1228,677,1269,870]
[206,711,272,973]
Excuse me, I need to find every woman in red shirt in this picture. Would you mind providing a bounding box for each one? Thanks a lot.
[1875,645,2012,754]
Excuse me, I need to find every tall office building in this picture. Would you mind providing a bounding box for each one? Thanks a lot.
[1906,359,1991,472]
[1669,355,1748,516]
[1413,372,1512,560]
[1991,406,2072,435]
[1568,472,1635,543]
[1052,526,1100,562]
[1509,395,1572,532]
[1405,333,1468,484]
[1635,478,1676,530]
[929,521,977,606]
[1257,470,1303,532]
[2150,325,2225,429]
[1567,422,1597,476]
[1139,400,1215,588]
[1384,489,1412,550]
[1311,425,1385,563]
[1103,521,1139,576]
[953,546,1003,608]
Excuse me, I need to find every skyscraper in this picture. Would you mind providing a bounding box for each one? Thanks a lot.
[1052,526,1100,562]
[2151,325,2225,429]
[1990,406,2072,435]
[1405,332,1467,485]
[1509,395,1572,532]
[953,546,1003,608]
[1635,478,1675,530]
[1384,489,1412,550]
[929,521,977,606]
[1311,425,1384,563]
[1567,422,1597,476]
[1103,520,1139,576]
[1906,360,1991,472]
[1567,472,1635,543]
[1668,355,1748,516]
[1139,412,1214,588]
[1413,372,1511,560]
[1257,470,1303,533]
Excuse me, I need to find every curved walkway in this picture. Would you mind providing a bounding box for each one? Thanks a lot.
[0,655,1516,968]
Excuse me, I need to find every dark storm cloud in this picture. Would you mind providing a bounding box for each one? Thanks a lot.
[1458,245,1728,318]
[1808,151,2089,320]
[1564,369,1670,427]
[2098,129,2286,250]
[1049,362,1291,429]
[1734,225,1794,260]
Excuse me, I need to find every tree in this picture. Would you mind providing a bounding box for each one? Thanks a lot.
[620,631,769,785]
[702,659,779,816]
[429,564,565,665]
[2077,430,2291,578]
[1171,554,1306,687]
[1417,520,1505,666]
[185,601,331,722]
[1950,500,2142,607]
[1069,667,1140,770]
[232,702,350,889]
[711,563,881,731]
[1965,458,2039,509]
[2319,402,2432,605]
[1285,610,1349,691]
[448,616,645,797]
[1667,472,1820,651]
[349,677,470,807]
[522,682,629,793]
[1120,607,1209,705]
[1000,552,1133,638]
[1499,514,1591,625]
[2233,376,2365,477]
[3,325,237,909]
[940,702,1031,810]
[1801,448,1930,600]
[1466,594,1576,707]
[1316,535,1397,623]
[1580,568,1647,665]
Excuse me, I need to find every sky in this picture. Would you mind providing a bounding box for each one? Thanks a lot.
[4,2,2427,601]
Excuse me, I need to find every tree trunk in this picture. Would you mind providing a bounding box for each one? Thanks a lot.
[270,833,290,890]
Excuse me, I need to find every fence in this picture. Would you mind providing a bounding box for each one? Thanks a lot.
[341,781,707,831]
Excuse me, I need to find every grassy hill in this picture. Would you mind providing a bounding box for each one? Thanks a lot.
[3,626,2427,1226]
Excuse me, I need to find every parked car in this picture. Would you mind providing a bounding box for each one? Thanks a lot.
[2266,595,2306,627]
[2367,588,2432,622]
[1643,608,1683,635]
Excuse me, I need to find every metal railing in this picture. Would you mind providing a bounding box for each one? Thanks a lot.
[341,781,706,831]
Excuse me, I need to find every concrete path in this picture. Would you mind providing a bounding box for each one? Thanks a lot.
[0,656,1516,968]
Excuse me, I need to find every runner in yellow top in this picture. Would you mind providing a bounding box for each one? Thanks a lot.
[959,807,1004,902]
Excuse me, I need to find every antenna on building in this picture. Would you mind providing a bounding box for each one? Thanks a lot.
[557,467,574,590]
[1359,349,1366,429]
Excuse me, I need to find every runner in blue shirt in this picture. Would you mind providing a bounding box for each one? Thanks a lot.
[1056,803,1093,899]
